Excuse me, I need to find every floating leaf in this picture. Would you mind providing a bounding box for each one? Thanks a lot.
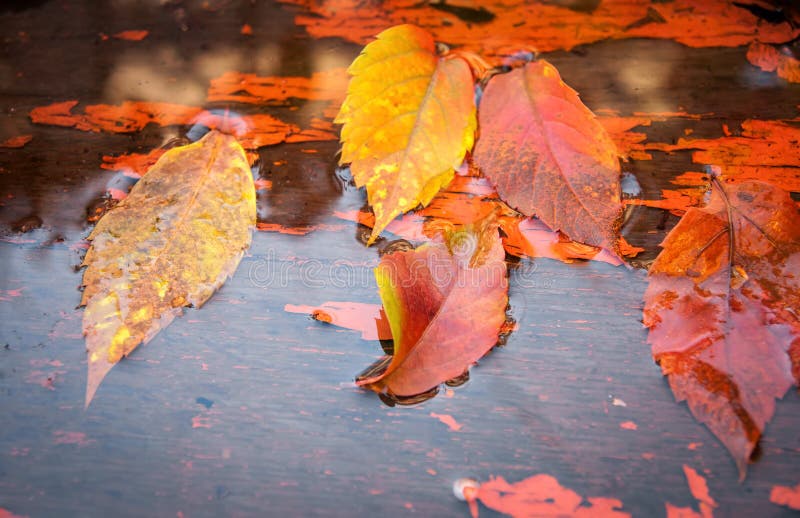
[81,131,256,406]
[643,180,800,476]
[336,24,476,244]
[356,223,507,396]
[474,60,622,249]
[461,473,630,518]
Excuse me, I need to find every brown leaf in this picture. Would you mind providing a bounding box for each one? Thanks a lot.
[474,60,622,250]
[643,180,800,477]
[81,131,256,406]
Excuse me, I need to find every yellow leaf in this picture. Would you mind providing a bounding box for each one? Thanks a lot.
[336,24,476,244]
[81,131,256,406]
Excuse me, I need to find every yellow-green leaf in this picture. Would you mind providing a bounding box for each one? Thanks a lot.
[81,130,256,406]
[336,24,477,244]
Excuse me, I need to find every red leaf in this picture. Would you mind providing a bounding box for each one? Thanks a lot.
[643,180,800,477]
[465,474,629,518]
[771,482,800,510]
[474,60,622,250]
[356,225,508,396]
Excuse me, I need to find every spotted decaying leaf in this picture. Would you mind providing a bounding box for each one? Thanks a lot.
[81,131,256,406]
[643,180,800,477]
[474,60,622,250]
[356,223,508,396]
[336,24,476,244]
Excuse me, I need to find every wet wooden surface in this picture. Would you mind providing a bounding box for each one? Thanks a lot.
[1,1,799,517]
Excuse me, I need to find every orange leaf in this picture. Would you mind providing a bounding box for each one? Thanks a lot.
[356,225,508,396]
[284,302,392,341]
[81,131,256,406]
[465,473,629,518]
[474,60,622,250]
[643,180,800,477]
[336,24,476,244]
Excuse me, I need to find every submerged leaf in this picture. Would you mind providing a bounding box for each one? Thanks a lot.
[336,24,477,244]
[81,131,256,406]
[474,60,622,250]
[643,180,800,476]
[356,224,508,396]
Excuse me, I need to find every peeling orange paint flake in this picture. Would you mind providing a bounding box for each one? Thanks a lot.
[113,30,149,41]
[619,421,637,430]
[0,134,33,148]
[430,412,463,431]
[666,465,717,518]
[278,0,798,58]
[747,42,800,83]
[466,473,630,518]
[206,68,349,105]
[52,431,95,446]
[240,23,253,35]
[770,482,800,510]
[101,149,166,178]
[284,302,392,341]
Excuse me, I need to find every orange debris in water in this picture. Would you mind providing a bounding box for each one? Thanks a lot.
[113,30,149,41]
[0,134,33,148]
[465,473,629,518]
[207,68,348,105]
[747,42,800,83]
[101,149,166,178]
[284,302,392,341]
[429,412,463,431]
[771,482,800,510]
[278,0,798,58]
